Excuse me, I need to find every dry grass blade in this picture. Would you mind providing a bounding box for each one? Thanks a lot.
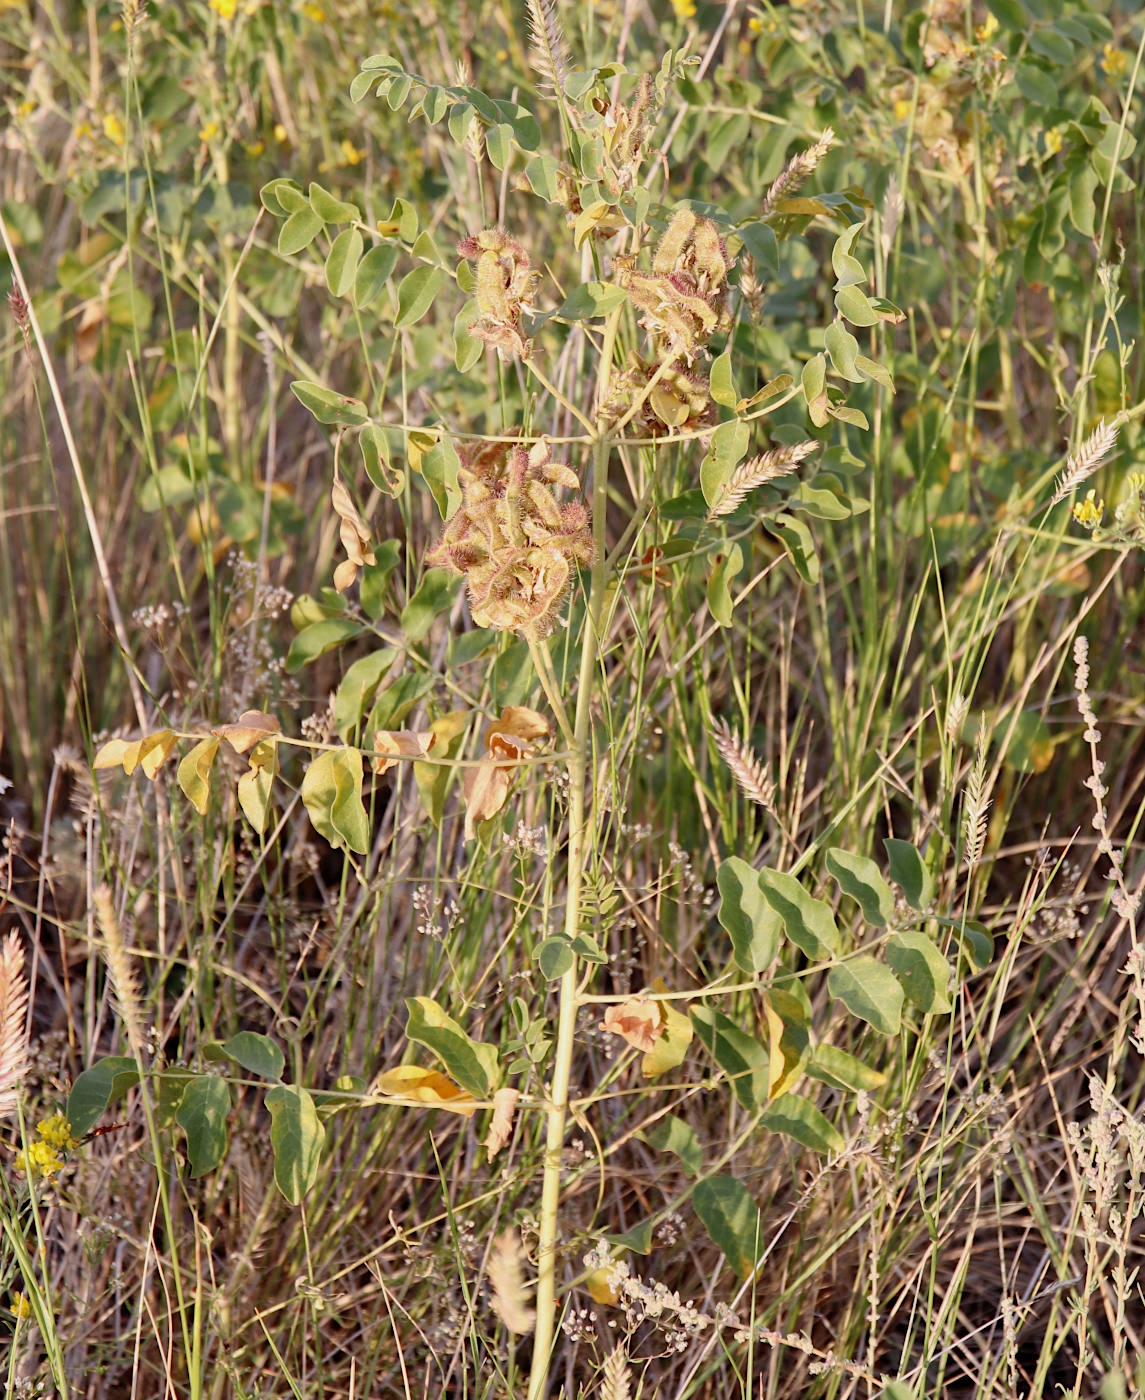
[711,717,776,810]
[0,931,30,1117]
[1050,417,1119,505]
[600,1343,631,1400]
[708,440,818,518]
[487,1229,536,1335]
[526,0,571,94]
[761,127,835,218]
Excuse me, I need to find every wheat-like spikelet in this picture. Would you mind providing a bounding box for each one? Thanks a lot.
[761,128,835,218]
[708,440,818,519]
[880,174,903,262]
[487,1229,536,1335]
[526,0,571,95]
[944,690,969,747]
[600,1343,631,1400]
[961,716,991,869]
[711,717,776,810]
[1050,418,1119,506]
[94,885,147,1060]
[0,932,30,1118]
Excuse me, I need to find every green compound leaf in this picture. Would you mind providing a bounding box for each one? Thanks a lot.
[325,227,364,298]
[300,748,370,855]
[831,222,867,288]
[394,265,445,328]
[768,512,821,585]
[354,243,399,310]
[700,418,751,507]
[757,867,841,958]
[827,956,904,1035]
[883,838,935,911]
[175,1075,231,1177]
[307,182,360,223]
[524,153,560,202]
[176,736,219,816]
[216,1031,285,1082]
[807,1043,887,1093]
[717,856,783,974]
[824,320,864,383]
[886,931,953,1014]
[484,122,514,171]
[932,915,994,970]
[694,1175,761,1279]
[66,1056,139,1138]
[285,617,363,673]
[834,282,880,327]
[536,936,575,980]
[706,542,743,628]
[405,996,500,1099]
[708,350,738,408]
[690,1005,768,1110]
[278,205,324,257]
[761,1093,844,1153]
[826,847,894,926]
[401,568,460,643]
[333,649,399,739]
[640,1114,703,1178]
[558,281,628,320]
[419,436,462,519]
[266,1084,325,1204]
[290,380,368,426]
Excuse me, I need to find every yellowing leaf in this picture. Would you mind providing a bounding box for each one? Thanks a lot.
[93,738,133,771]
[585,1268,620,1305]
[213,710,281,755]
[461,706,551,839]
[374,1064,477,1117]
[642,986,693,1078]
[484,1086,520,1161]
[331,476,376,592]
[602,997,664,1054]
[238,738,278,834]
[177,737,220,815]
[371,728,436,775]
[95,731,177,779]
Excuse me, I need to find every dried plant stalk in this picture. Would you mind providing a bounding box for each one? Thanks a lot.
[1051,418,1119,505]
[708,440,818,518]
[0,932,30,1118]
[711,717,776,810]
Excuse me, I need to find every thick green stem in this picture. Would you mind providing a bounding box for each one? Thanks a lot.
[528,423,612,1397]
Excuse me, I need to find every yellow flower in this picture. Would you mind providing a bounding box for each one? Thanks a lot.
[75,119,93,140]
[301,0,325,18]
[747,16,763,32]
[244,138,265,155]
[273,122,289,143]
[17,99,35,119]
[1044,126,1062,156]
[199,120,220,142]
[339,138,365,166]
[893,98,912,122]
[974,13,998,42]
[1101,43,1127,79]
[11,1292,32,1321]
[38,1114,77,1150]
[102,111,125,147]
[670,0,696,17]
[209,0,237,20]
[1072,490,1104,528]
[15,1139,64,1180]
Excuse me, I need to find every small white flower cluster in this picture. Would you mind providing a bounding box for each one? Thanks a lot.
[506,821,548,859]
[0,773,12,796]
[582,1242,709,1354]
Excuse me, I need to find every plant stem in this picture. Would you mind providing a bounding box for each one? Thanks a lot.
[528,414,614,1400]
